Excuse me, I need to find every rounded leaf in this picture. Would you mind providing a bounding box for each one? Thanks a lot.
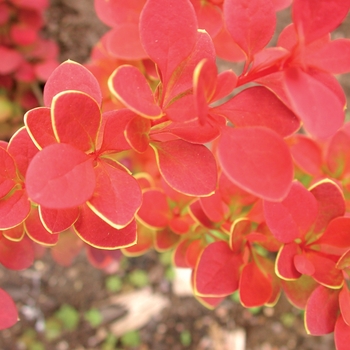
[26,143,95,209]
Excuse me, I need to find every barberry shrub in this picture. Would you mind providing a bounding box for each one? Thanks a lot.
[0,0,59,139]
[2,0,350,348]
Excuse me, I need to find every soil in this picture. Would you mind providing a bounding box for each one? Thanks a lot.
[1,1,349,349]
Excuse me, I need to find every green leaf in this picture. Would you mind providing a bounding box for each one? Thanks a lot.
[180,330,192,346]
[54,304,79,331]
[128,269,149,288]
[120,330,141,347]
[84,308,103,328]
[45,318,62,341]
[105,276,123,293]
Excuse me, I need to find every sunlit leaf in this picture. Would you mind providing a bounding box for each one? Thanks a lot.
[305,285,339,335]
[25,207,59,246]
[0,288,18,330]
[195,241,242,296]
[263,181,318,243]
[44,60,102,107]
[139,0,198,87]
[88,159,142,228]
[8,127,39,177]
[26,143,96,209]
[74,204,137,249]
[24,107,57,150]
[152,139,217,196]
[224,0,276,58]
[52,91,101,152]
[218,126,293,201]
[293,0,350,44]
[109,65,163,119]
[284,67,344,139]
[214,86,300,137]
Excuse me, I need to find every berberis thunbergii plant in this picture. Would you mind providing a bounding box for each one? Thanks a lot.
[1,0,350,348]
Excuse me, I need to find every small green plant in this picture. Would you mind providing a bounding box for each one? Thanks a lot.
[54,304,80,331]
[180,330,192,347]
[128,269,149,288]
[105,275,123,293]
[120,330,141,347]
[84,308,103,328]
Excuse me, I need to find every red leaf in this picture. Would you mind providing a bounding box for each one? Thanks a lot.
[88,160,142,228]
[190,0,223,38]
[199,191,226,223]
[165,94,197,123]
[74,204,137,249]
[104,24,147,60]
[152,140,217,196]
[0,288,18,330]
[26,143,96,209]
[25,207,59,246]
[39,206,80,233]
[154,228,180,251]
[309,180,345,233]
[0,235,34,270]
[189,199,216,229]
[97,110,134,154]
[212,26,245,62]
[293,0,350,44]
[306,39,350,74]
[305,285,339,335]
[125,115,151,153]
[263,181,318,243]
[211,70,237,102]
[164,30,216,104]
[294,253,315,275]
[0,190,30,230]
[287,134,323,176]
[194,241,242,296]
[335,315,350,350]
[315,217,350,253]
[44,60,102,107]
[229,218,252,252]
[136,189,170,229]
[139,0,198,87]
[281,275,318,309]
[218,126,293,201]
[52,91,101,152]
[239,262,272,307]
[284,67,344,139]
[339,286,350,326]
[174,239,192,268]
[50,230,83,267]
[94,0,146,27]
[193,59,218,124]
[2,224,25,242]
[276,243,301,280]
[157,119,220,144]
[8,127,39,177]
[0,46,23,74]
[122,224,153,256]
[224,0,276,58]
[24,107,57,150]
[109,65,163,119]
[272,0,292,11]
[326,122,350,177]
[306,252,343,288]
[214,86,300,137]
[0,147,18,199]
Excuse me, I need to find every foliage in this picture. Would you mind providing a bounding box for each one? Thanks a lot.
[0,0,59,138]
[1,0,350,349]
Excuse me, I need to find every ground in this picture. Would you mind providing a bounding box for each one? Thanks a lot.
[0,1,349,349]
